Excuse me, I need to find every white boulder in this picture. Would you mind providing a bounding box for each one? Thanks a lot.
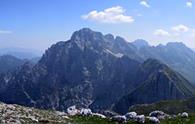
[149,110,168,119]
[67,105,79,116]
[181,112,188,118]
[80,108,92,116]
[125,112,137,120]
[135,115,145,124]
[147,117,160,124]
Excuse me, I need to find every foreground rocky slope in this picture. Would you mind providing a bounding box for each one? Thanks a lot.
[0,102,193,124]
[0,102,70,124]
[0,28,194,114]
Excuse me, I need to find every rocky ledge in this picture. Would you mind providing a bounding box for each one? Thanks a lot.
[0,102,191,124]
[0,102,70,124]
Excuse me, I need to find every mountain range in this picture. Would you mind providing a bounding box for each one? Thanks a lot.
[0,28,195,114]
[133,40,195,85]
[113,59,195,113]
[0,47,42,59]
[0,55,41,74]
[0,55,27,73]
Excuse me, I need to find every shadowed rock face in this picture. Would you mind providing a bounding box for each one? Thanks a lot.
[113,59,195,114]
[137,42,195,85]
[0,28,141,111]
[0,28,194,114]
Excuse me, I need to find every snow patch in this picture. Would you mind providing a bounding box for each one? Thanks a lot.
[105,49,124,58]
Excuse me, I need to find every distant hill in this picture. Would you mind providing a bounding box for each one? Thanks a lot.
[136,42,195,85]
[30,57,41,64]
[0,47,42,59]
[0,55,26,73]
[131,39,149,49]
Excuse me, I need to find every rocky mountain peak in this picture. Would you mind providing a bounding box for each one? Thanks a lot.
[155,42,186,49]
[166,42,185,47]
[70,28,106,50]
[166,42,190,51]
[140,59,172,78]
[142,58,165,69]
[115,36,126,42]
[104,34,115,41]
[71,28,103,42]
[132,39,149,49]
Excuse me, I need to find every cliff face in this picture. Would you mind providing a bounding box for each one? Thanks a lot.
[114,59,195,114]
[0,28,194,114]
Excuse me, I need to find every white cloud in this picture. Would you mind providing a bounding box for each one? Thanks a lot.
[154,29,170,36]
[186,1,193,8]
[0,30,12,34]
[82,6,134,24]
[171,24,189,33]
[140,1,150,8]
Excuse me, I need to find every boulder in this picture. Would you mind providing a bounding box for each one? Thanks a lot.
[67,105,79,116]
[147,117,160,124]
[181,112,188,118]
[125,112,137,120]
[80,108,92,116]
[149,110,168,119]
[135,115,145,124]
[170,115,177,119]
[111,115,126,123]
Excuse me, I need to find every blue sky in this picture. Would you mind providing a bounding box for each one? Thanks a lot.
[0,0,195,51]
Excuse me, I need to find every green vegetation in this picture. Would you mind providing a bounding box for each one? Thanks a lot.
[161,114,195,124]
[71,116,116,124]
[70,115,195,124]
[129,97,195,115]
[71,116,138,124]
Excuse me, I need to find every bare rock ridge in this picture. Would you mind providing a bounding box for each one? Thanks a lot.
[0,28,194,114]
